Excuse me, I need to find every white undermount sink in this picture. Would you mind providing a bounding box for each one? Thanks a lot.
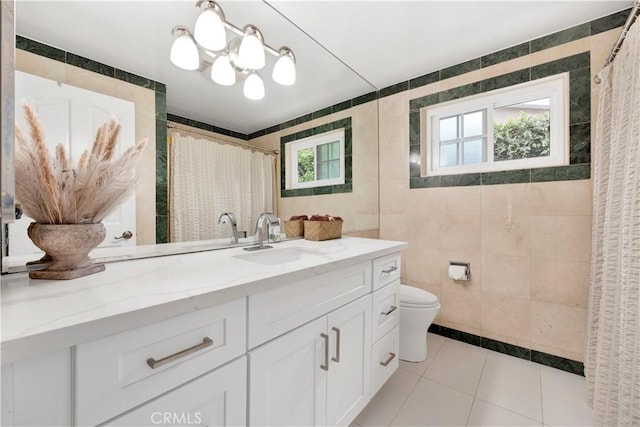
[233,246,329,265]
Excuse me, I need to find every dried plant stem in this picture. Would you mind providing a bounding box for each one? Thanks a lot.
[14,104,147,225]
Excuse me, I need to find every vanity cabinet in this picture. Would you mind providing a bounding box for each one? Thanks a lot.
[249,295,371,427]
[1,239,406,427]
[75,298,246,426]
[108,357,247,427]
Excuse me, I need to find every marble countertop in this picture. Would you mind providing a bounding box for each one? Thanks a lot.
[1,237,407,363]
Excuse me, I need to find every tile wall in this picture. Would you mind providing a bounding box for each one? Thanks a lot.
[251,101,379,235]
[378,28,621,363]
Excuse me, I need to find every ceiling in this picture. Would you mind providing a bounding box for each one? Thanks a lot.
[15,1,632,134]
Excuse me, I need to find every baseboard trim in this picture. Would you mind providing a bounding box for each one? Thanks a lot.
[428,324,584,376]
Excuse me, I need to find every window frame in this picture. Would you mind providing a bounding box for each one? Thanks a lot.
[288,128,346,189]
[424,73,569,177]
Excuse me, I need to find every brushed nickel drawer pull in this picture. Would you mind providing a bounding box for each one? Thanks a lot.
[381,305,398,316]
[320,333,330,371]
[331,327,341,363]
[381,266,398,274]
[146,337,213,369]
[380,352,396,367]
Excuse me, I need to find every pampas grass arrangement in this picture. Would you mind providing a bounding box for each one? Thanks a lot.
[15,104,148,224]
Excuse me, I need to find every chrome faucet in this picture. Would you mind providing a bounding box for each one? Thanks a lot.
[253,212,280,249]
[217,212,239,244]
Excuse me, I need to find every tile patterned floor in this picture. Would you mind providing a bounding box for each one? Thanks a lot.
[352,333,594,427]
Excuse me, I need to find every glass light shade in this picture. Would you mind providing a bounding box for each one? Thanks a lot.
[238,29,265,70]
[210,55,236,86]
[244,73,265,100]
[272,52,296,85]
[170,33,199,70]
[194,7,226,51]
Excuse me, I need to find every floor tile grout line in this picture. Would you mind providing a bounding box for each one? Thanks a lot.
[465,353,489,426]
[473,396,545,425]
[387,371,424,427]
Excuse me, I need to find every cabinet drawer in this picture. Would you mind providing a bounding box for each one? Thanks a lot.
[76,297,246,426]
[248,261,371,348]
[107,356,247,427]
[372,280,399,342]
[372,254,401,290]
[371,326,399,396]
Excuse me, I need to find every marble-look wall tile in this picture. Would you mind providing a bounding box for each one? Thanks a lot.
[440,285,483,332]
[530,215,591,262]
[529,180,591,216]
[481,183,530,216]
[531,301,587,358]
[481,294,531,342]
[530,258,589,308]
[481,215,531,257]
[440,215,482,252]
[482,254,530,298]
[403,247,441,288]
[440,186,481,216]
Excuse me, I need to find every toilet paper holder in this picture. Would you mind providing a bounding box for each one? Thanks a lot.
[448,261,471,281]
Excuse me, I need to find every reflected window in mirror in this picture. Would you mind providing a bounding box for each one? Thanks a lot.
[289,129,345,189]
[280,117,353,198]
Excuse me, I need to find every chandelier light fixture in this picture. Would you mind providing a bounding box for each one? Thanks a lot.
[170,0,297,101]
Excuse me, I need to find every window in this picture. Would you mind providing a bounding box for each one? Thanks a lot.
[287,129,345,189]
[425,74,568,176]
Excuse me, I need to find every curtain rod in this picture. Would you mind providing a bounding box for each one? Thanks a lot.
[167,121,279,155]
[595,2,640,84]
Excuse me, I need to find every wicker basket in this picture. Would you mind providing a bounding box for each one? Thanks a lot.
[283,220,305,237]
[303,220,343,241]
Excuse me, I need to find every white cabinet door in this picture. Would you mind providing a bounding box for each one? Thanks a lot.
[10,71,137,256]
[107,356,247,427]
[249,317,328,427]
[326,295,371,427]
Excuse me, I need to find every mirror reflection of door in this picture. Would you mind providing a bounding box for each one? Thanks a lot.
[9,71,137,256]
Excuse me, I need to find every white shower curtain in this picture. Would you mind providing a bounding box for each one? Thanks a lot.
[169,130,275,242]
[585,17,640,427]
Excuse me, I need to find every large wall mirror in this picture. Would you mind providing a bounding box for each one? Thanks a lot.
[4,1,379,261]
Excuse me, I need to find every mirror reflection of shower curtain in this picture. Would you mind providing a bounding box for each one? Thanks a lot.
[169,131,275,242]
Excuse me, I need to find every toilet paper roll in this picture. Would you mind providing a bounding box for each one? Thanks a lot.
[448,264,468,281]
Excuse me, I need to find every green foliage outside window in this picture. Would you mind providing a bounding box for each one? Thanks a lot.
[493,111,550,161]
[297,148,315,182]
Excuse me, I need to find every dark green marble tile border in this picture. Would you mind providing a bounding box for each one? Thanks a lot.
[17,36,170,243]
[428,324,584,376]
[280,118,353,198]
[409,52,591,189]
[168,113,248,141]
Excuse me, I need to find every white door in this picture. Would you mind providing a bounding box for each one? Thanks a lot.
[9,71,137,256]
[249,317,328,426]
[326,295,372,426]
[107,356,247,427]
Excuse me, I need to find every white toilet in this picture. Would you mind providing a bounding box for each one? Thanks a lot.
[399,284,441,362]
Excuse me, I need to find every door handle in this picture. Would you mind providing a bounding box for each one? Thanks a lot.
[331,327,341,363]
[115,230,133,240]
[320,333,329,371]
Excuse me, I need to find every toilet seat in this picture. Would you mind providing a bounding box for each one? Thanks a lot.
[399,285,439,308]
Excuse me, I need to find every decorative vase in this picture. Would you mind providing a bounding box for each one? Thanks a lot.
[26,222,106,280]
